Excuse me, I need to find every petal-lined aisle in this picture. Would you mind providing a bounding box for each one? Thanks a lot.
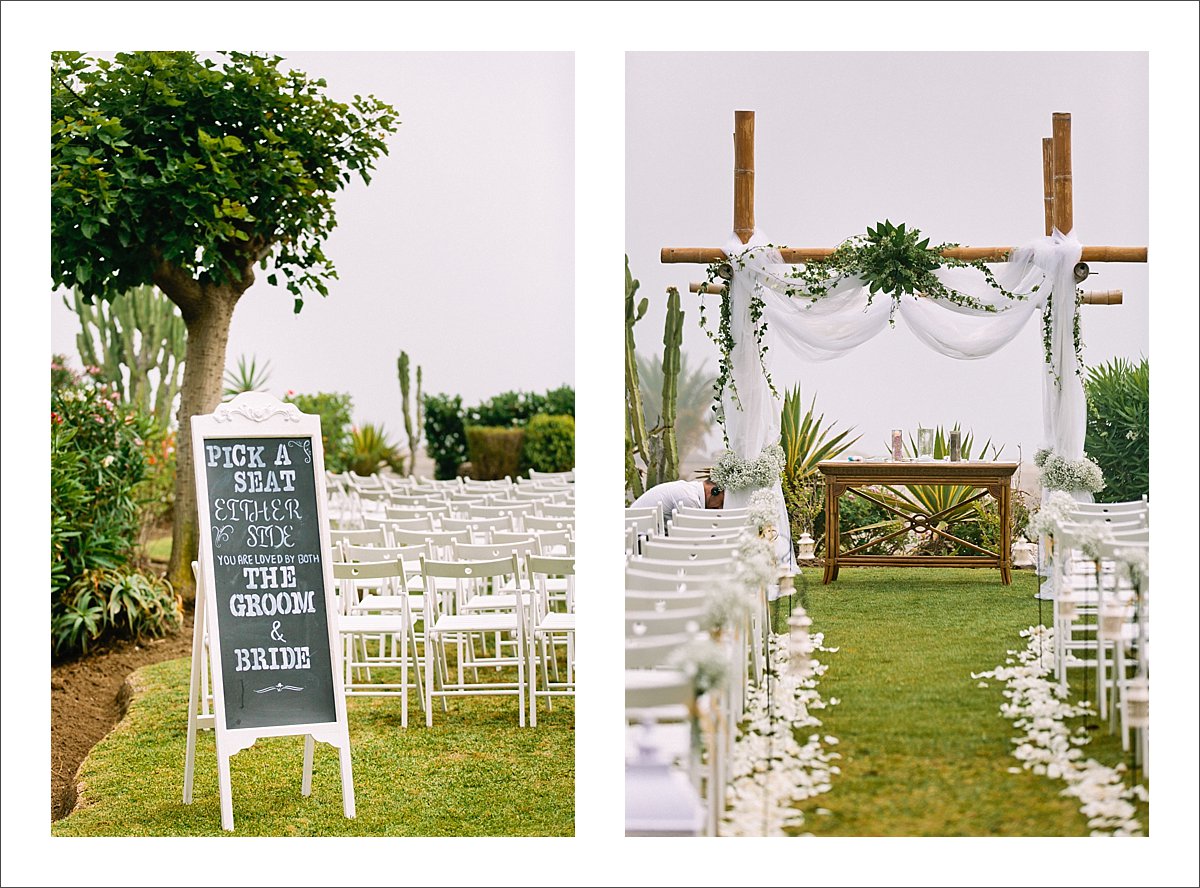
[785,568,1147,836]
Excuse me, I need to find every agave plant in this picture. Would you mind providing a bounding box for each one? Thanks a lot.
[345,423,398,476]
[779,385,860,542]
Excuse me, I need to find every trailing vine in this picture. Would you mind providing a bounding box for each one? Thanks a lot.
[1041,287,1087,385]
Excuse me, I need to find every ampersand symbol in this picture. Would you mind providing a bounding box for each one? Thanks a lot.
[270,620,286,643]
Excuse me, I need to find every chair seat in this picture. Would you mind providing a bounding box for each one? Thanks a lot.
[430,613,519,633]
[338,613,408,633]
[625,722,691,762]
[535,613,574,633]
[461,592,532,612]
[354,593,425,613]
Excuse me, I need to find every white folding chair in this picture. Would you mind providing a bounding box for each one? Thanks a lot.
[526,554,575,726]
[421,554,529,727]
[334,559,418,726]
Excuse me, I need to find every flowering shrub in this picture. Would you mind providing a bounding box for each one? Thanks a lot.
[51,357,167,656]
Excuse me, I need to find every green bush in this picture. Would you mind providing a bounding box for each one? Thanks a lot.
[465,427,526,481]
[522,414,574,473]
[543,384,575,418]
[53,567,182,657]
[284,391,353,472]
[425,387,575,480]
[1084,357,1148,502]
[423,393,468,479]
[469,390,546,428]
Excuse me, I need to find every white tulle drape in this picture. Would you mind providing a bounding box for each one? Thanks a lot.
[712,229,1087,569]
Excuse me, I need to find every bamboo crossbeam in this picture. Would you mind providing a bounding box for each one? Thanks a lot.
[664,245,1147,264]
[689,283,1126,306]
[1080,289,1123,305]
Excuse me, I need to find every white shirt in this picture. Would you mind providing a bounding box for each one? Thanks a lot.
[630,479,704,521]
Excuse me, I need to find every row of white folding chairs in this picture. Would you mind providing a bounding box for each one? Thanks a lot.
[1047,501,1149,764]
[332,548,574,728]
[338,497,574,535]
[624,503,750,554]
[624,608,726,836]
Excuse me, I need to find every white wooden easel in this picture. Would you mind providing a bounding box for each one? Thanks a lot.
[182,392,355,832]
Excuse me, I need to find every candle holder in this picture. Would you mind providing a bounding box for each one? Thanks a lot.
[917,427,934,461]
[949,429,962,462]
[891,429,905,461]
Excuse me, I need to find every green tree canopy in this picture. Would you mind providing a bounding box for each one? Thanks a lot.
[51,51,398,311]
[51,51,399,595]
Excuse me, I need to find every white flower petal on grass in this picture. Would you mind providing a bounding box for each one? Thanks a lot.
[975,624,1148,836]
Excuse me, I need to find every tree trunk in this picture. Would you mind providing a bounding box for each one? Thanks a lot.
[158,279,243,599]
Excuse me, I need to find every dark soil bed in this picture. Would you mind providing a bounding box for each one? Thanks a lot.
[50,601,195,821]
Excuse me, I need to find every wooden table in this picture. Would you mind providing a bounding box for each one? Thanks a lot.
[818,460,1019,585]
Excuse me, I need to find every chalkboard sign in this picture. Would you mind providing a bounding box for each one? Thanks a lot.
[185,392,354,831]
[202,434,336,729]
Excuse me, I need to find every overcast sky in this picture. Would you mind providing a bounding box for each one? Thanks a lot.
[49,51,575,432]
[627,52,1148,464]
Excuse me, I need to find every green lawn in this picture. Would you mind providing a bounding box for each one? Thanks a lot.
[53,657,574,836]
[780,567,1148,836]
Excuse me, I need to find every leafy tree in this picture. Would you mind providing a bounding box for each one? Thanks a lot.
[51,51,398,595]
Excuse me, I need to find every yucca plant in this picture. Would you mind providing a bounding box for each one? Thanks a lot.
[779,385,859,547]
[222,354,272,398]
[345,423,398,476]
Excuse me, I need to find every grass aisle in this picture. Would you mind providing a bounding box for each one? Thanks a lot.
[52,658,574,836]
[788,567,1141,836]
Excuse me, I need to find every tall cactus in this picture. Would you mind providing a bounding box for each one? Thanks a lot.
[398,350,423,476]
[658,286,684,482]
[625,258,686,500]
[625,256,650,498]
[68,284,186,428]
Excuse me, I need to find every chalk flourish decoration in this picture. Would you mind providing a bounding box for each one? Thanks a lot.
[256,683,305,694]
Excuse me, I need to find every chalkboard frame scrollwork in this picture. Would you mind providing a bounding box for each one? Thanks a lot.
[212,390,303,425]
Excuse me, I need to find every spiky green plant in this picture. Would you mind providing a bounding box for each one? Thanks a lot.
[779,385,860,546]
[222,354,272,398]
[345,423,398,476]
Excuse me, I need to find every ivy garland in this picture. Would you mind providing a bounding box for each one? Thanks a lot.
[1041,286,1087,385]
[698,220,1093,428]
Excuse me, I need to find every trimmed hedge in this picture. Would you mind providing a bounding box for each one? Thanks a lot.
[522,414,574,474]
[465,426,525,481]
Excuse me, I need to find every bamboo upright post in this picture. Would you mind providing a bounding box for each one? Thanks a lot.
[1042,137,1055,236]
[1051,113,1073,235]
[734,110,755,244]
